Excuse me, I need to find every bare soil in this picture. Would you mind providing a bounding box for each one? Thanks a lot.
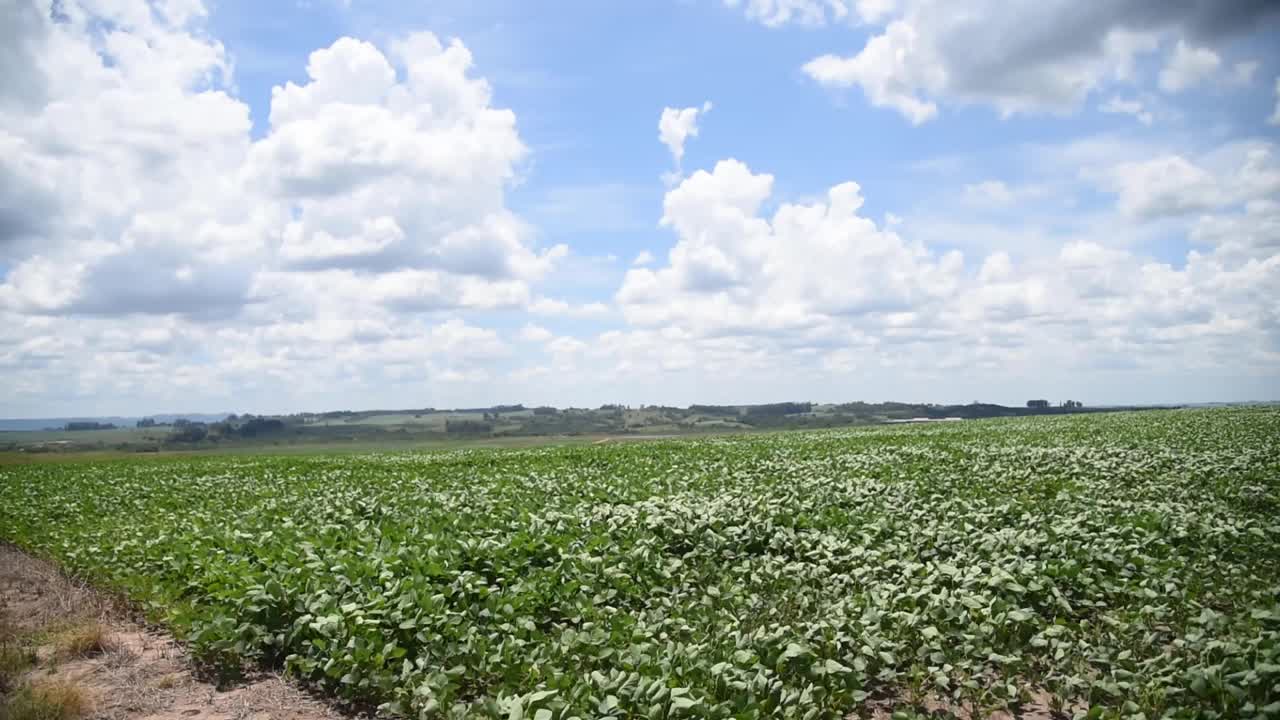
[0,545,349,720]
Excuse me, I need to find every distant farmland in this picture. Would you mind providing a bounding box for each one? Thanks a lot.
[1,400,1180,456]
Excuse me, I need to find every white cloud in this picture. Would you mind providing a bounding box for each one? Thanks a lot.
[246,33,559,282]
[1192,199,1280,257]
[3,0,1277,414]
[598,145,1280,396]
[618,158,964,332]
[1158,40,1221,93]
[0,0,570,414]
[519,324,553,343]
[1095,142,1280,220]
[529,297,611,318]
[0,4,557,325]
[0,0,259,317]
[959,180,1049,209]
[279,217,404,265]
[1104,155,1221,218]
[658,102,713,171]
[803,21,940,125]
[1271,77,1280,126]
[546,335,588,356]
[1231,60,1259,86]
[723,0,895,26]
[1099,96,1153,125]
[962,180,1014,206]
[799,1,1276,123]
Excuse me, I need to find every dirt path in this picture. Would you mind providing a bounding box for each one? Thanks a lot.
[0,545,349,720]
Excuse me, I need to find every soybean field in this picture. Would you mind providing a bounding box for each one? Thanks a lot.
[2,408,1278,719]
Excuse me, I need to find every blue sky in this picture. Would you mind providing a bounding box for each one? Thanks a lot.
[1,0,1278,416]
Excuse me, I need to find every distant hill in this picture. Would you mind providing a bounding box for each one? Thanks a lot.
[0,414,231,432]
[6,401,1253,434]
[0,402,1215,455]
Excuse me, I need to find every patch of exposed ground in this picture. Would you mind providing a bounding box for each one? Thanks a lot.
[0,545,349,720]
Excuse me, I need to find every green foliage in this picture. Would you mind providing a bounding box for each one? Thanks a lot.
[2,409,1278,719]
[62,422,115,432]
[445,420,494,434]
[744,402,812,418]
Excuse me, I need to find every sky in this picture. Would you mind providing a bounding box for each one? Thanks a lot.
[1,0,1279,417]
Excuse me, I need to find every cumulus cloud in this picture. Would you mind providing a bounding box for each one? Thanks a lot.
[595,145,1280,394]
[528,297,611,318]
[1095,142,1280,220]
[1230,60,1259,85]
[1099,96,1153,125]
[0,3,557,324]
[519,324,554,343]
[0,2,52,112]
[1271,77,1280,126]
[247,33,561,283]
[0,0,257,317]
[1104,155,1222,218]
[801,0,1278,122]
[4,0,1277,414]
[658,102,712,173]
[1158,40,1221,92]
[0,0,567,413]
[1192,199,1280,257]
[723,0,895,27]
[618,158,964,333]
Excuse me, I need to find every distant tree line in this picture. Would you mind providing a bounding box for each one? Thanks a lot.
[162,415,287,445]
[237,417,285,437]
[689,404,740,416]
[738,402,814,427]
[64,421,116,431]
[746,402,812,417]
[454,405,525,414]
[1027,399,1084,409]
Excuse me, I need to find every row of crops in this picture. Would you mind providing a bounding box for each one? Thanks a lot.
[2,408,1278,718]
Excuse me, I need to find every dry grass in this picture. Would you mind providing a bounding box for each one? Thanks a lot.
[50,623,114,661]
[1,679,90,720]
[0,645,36,694]
[153,673,182,690]
[1,617,36,694]
[101,644,139,672]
